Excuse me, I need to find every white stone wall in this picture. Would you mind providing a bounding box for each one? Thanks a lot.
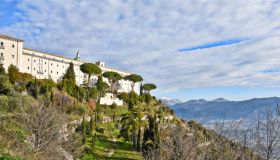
[22,48,86,84]
[114,80,140,94]
[0,37,23,72]
[100,93,123,106]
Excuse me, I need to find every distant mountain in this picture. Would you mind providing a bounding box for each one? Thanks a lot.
[160,97,183,106]
[212,98,229,102]
[168,97,280,124]
[184,99,208,105]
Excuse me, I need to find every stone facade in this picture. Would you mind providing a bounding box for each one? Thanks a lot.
[0,34,141,105]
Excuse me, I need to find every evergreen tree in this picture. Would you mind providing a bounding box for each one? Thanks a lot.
[124,74,143,92]
[140,83,143,96]
[142,115,160,159]
[81,116,86,144]
[137,125,141,151]
[34,77,39,99]
[102,71,122,92]
[89,116,94,131]
[95,76,109,97]
[95,99,102,125]
[80,63,101,87]
[143,83,157,93]
[63,62,76,83]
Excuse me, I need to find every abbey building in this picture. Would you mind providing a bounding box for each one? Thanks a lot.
[0,34,140,105]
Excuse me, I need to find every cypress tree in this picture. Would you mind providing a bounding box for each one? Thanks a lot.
[81,116,86,144]
[137,125,141,151]
[63,62,76,83]
[34,77,38,99]
[140,83,143,96]
[89,116,93,131]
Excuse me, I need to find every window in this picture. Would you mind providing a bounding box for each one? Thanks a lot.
[51,71,52,73]
[34,68,35,71]
[45,62,47,65]
[45,70,46,72]
[28,67,30,70]
[12,55,14,58]
[12,44,15,48]
[51,63,52,66]
[34,60,36,62]
[57,72,58,74]
[57,64,59,67]
[28,58,30,61]
[0,53,3,57]
[0,42,3,45]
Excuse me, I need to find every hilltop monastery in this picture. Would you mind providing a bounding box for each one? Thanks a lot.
[0,34,140,105]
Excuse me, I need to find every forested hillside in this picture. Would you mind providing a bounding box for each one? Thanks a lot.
[0,63,258,160]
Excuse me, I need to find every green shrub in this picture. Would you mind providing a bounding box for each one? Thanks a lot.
[143,93,152,105]
[7,65,19,84]
[0,75,13,95]
[83,146,93,154]
[8,95,21,112]
[78,106,86,116]
[111,103,117,109]
[26,81,37,98]
[89,87,99,100]
[14,85,25,93]
[75,103,87,116]
[18,72,32,84]
[0,96,9,113]
[38,79,55,94]
[118,92,129,102]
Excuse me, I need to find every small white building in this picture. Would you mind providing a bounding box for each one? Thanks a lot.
[100,93,123,106]
[0,34,141,105]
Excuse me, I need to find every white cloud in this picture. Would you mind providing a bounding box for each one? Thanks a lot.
[2,0,280,94]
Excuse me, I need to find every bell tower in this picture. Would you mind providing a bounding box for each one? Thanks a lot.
[74,50,80,61]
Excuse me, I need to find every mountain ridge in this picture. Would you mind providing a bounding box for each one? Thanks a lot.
[164,97,280,124]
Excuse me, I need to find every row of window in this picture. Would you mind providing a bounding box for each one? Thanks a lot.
[26,66,84,78]
[27,67,62,75]
[0,52,15,58]
[0,42,15,48]
[27,58,69,68]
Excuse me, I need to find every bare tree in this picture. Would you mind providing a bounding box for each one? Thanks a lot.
[208,107,280,160]
[22,102,68,159]
[253,108,280,160]
[161,126,198,160]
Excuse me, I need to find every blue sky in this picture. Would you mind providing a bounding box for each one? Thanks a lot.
[2,0,280,101]
[177,38,249,52]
